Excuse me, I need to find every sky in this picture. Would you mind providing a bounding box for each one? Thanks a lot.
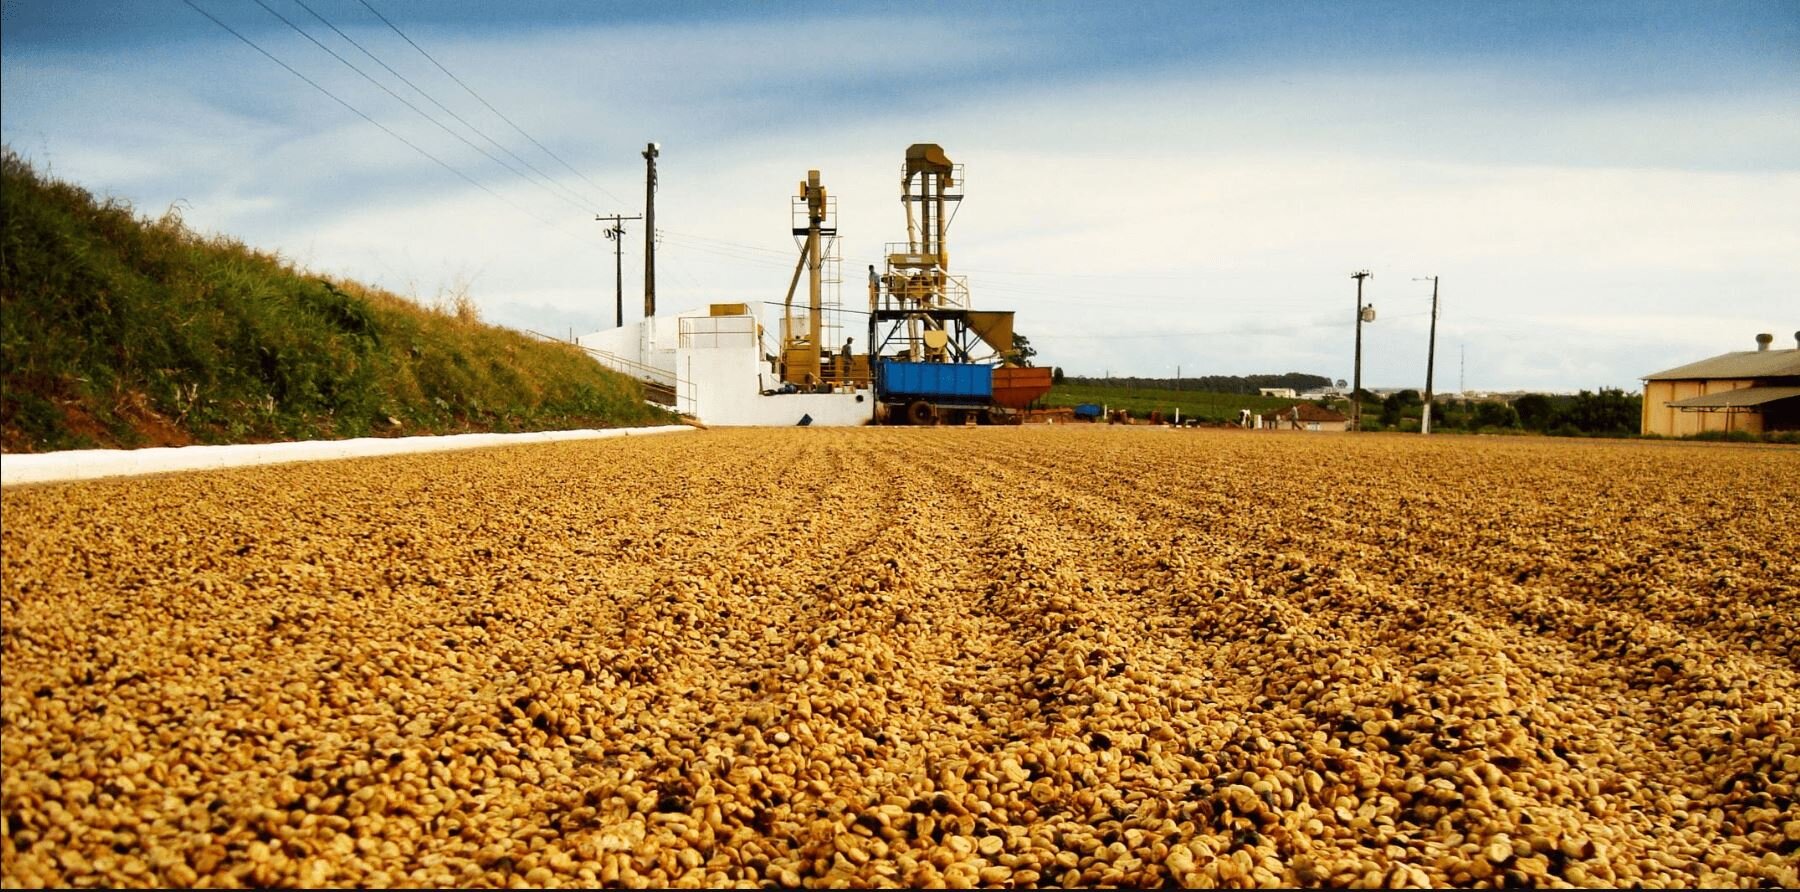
[3,0,1797,392]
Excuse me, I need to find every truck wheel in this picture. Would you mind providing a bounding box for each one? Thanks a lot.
[906,400,937,426]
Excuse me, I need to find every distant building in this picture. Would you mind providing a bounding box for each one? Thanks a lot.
[1259,402,1350,432]
[1258,387,1298,399]
[1641,332,1800,436]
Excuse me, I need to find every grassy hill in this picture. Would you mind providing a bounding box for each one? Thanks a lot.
[1044,381,1299,422]
[1,150,674,452]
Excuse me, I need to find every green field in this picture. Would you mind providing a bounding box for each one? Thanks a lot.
[1043,382,1300,421]
[1,150,675,451]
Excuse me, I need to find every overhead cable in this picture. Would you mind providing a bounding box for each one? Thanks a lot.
[182,0,585,245]
[290,0,599,214]
[250,0,594,217]
[356,0,628,207]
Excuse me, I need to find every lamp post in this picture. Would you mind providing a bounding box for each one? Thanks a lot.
[1351,270,1373,431]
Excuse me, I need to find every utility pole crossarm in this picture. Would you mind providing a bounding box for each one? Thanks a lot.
[597,213,643,329]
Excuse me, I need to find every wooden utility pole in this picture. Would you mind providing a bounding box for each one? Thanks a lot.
[1351,270,1372,432]
[642,142,659,319]
[597,213,642,328]
[1422,275,1440,434]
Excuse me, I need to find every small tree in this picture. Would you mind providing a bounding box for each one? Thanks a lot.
[1380,393,1404,428]
[1010,332,1037,367]
[1561,388,1639,436]
[1514,393,1554,431]
[1052,366,1065,384]
[1472,401,1520,429]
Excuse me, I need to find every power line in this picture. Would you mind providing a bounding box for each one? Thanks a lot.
[662,229,795,257]
[656,233,798,271]
[290,0,600,214]
[251,0,594,218]
[182,0,584,244]
[355,0,627,207]
[1033,318,1344,341]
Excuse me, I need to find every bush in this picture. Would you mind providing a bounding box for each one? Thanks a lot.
[1514,394,1554,431]
[1689,429,1784,444]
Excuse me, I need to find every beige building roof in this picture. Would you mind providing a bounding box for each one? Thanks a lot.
[1644,348,1800,381]
[1664,385,1800,409]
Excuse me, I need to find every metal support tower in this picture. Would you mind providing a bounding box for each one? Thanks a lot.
[642,142,659,320]
[780,170,837,386]
[1351,270,1372,432]
[597,213,642,328]
[868,144,1008,368]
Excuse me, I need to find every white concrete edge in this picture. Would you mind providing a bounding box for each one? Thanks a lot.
[0,425,696,489]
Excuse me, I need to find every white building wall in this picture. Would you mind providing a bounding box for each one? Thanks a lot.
[674,314,871,426]
[577,323,652,369]
[577,307,717,378]
[579,309,871,427]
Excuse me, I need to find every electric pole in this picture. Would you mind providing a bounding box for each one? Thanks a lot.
[1351,270,1372,432]
[1417,275,1440,434]
[597,213,642,328]
[642,142,659,320]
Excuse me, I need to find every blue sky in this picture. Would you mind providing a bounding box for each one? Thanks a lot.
[4,0,1797,390]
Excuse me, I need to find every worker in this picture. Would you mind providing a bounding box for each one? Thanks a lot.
[867,265,879,306]
[840,337,853,377]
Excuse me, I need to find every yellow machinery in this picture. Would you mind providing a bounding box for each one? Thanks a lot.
[779,170,828,386]
[869,144,1015,366]
[777,170,869,389]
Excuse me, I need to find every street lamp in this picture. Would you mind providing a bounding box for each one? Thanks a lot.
[1351,270,1373,431]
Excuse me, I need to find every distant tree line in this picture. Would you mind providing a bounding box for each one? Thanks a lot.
[1063,372,1332,394]
[1358,388,1642,437]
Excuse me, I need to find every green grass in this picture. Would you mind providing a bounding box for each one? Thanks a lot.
[1,149,676,452]
[1044,382,1299,422]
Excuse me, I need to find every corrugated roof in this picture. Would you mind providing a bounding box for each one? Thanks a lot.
[1644,348,1800,381]
[1664,385,1800,409]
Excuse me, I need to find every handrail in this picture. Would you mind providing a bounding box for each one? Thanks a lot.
[524,329,688,391]
[588,349,682,388]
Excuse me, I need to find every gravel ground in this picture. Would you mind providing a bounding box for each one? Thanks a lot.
[3,428,1797,888]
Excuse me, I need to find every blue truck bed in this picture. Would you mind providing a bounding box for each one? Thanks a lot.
[875,360,993,400]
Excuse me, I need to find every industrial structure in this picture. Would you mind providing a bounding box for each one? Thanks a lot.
[575,143,1048,426]
[1641,332,1800,436]
[866,145,1050,424]
[777,170,862,390]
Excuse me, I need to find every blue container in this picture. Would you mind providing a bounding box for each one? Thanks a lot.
[1073,403,1102,419]
[876,360,993,400]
